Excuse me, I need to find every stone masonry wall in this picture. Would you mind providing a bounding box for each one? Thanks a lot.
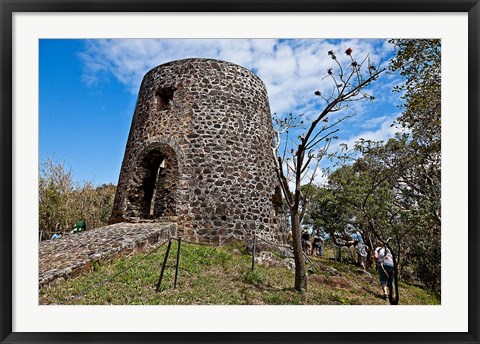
[39,222,176,287]
[111,58,286,244]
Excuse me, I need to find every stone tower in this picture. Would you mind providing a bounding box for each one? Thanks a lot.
[110,58,284,244]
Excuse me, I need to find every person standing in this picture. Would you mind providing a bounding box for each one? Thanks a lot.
[375,245,394,299]
[356,242,368,271]
[312,232,324,257]
[301,230,312,255]
[354,231,368,270]
[287,230,293,249]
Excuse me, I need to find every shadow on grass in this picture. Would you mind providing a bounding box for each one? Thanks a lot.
[361,286,388,301]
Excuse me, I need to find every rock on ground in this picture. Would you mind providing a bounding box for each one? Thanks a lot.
[254,251,295,270]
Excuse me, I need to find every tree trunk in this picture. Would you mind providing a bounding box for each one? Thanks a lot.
[388,264,399,305]
[388,255,400,305]
[291,211,307,291]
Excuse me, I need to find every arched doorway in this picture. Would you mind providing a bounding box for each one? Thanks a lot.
[127,144,178,219]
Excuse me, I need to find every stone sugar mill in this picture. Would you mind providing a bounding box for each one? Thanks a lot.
[110,58,285,244]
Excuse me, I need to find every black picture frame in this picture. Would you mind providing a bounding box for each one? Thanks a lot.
[1,1,479,343]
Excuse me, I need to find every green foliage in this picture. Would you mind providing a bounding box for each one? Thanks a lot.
[39,159,75,237]
[302,184,348,234]
[243,270,265,285]
[92,261,101,272]
[305,135,440,293]
[318,136,440,292]
[332,293,351,305]
[410,236,441,292]
[302,40,442,294]
[390,39,441,147]
[38,158,116,240]
[389,39,441,293]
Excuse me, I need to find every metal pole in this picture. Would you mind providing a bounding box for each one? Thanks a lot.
[155,238,172,292]
[303,251,313,264]
[251,236,256,272]
[174,238,182,289]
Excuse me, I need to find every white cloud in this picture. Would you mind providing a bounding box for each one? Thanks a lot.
[338,113,402,153]
[288,167,328,189]
[80,38,405,187]
[79,38,393,116]
[361,115,389,129]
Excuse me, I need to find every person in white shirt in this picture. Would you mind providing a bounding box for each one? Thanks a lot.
[374,246,394,299]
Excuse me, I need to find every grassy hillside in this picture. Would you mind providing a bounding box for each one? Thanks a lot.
[39,240,440,305]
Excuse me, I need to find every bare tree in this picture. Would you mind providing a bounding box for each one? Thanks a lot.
[272,47,386,291]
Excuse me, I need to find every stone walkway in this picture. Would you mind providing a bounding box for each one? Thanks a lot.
[39,222,176,287]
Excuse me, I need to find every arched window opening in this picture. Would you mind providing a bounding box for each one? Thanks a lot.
[127,144,178,220]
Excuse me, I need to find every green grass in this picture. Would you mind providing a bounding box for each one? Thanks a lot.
[39,241,440,305]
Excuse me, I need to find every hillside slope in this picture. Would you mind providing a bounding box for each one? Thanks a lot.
[39,240,439,305]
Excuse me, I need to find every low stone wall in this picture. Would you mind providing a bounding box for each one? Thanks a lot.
[39,222,176,287]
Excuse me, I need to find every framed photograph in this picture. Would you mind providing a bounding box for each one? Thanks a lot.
[1,1,478,343]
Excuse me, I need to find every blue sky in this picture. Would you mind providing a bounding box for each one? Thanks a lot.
[39,39,403,186]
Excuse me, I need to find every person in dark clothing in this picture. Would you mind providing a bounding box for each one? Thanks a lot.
[301,230,312,255]
[312,233,324,256]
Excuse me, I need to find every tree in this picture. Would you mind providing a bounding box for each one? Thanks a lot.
[301,184,348,235]
[272,47,385,291]
[316,139,404,304]
[390,39,441,147]
[389,39,441,292]
[301,39,441,297]
[39,158,117,240]
[320,135,441,303]
[39,159,75,239]
[304,179,371,265]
